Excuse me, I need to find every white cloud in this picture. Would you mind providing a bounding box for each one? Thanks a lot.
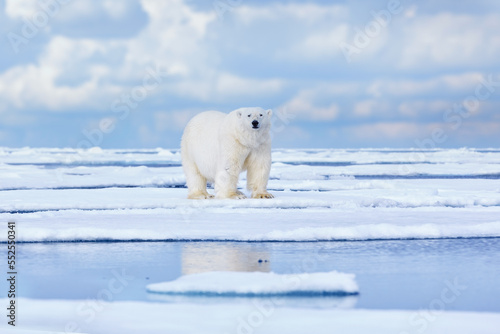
[0,61,120,111]
[350,122,422,141]
[233,3,350,61]
[456,121,500,137]
[398,100,451,118]
[0,35,122,111]
[348,119,500,147]
[119,0,215,75]
[2,0,500,149]
[214,73,283,100]
[281,91,339,122]
[0,0,285,113]
[366,72,485,98]
[0,0,218,111]
[285,24,350,60]
[397,13,500,69]
[273,125,311,144]
[102,0,131,19]
[5,0,37,19]
[403,5,418,19]
[353,101,373,117]
[154,109,200,132]
[5,0,136,22]
[234,3,348,25]
[167,72,284,103]
[39,36,110,71]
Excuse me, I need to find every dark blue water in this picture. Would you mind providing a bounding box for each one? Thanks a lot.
[4,238,500,312]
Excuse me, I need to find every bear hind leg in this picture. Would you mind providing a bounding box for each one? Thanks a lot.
[184,163,214,200]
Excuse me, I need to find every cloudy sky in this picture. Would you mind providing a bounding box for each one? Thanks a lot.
[1,0,499,149]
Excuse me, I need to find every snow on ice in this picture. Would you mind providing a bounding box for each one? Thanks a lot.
[0,298,499,334]
[1,147,500,242]
[1,147,500,333]
[146,270,359,296]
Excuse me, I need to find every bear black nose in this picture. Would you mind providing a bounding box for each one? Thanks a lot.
[252,120,259,127]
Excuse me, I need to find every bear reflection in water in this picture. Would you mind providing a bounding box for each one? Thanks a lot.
[181,243,271,275]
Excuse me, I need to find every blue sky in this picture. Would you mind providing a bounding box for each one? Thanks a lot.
[0,0,499,149]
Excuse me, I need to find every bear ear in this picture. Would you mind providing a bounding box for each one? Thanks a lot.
[237,110,242,118]
[266,109,272,117]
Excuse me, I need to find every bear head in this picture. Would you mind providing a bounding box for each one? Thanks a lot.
[235,107,272,131]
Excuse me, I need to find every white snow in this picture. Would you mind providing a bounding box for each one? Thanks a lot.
[1,298,499,334]
[2,206,500,242]
[2,147,500,190]
[146,271,359,296]
[1,147,500,242]
[1,147,500,333]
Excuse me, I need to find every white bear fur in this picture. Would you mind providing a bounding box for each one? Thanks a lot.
[181,107,274,200]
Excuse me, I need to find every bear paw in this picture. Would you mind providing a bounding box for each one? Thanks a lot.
[217,191,247,199]
[252,192,274,199]
[187,192,214,200]
[231,191,247,199]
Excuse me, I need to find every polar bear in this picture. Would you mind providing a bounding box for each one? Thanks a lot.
[181,107,274,200]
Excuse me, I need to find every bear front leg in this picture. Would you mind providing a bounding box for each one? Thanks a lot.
[214,167,246,199]
[246,149,274,199]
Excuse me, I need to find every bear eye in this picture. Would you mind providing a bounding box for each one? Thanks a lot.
[248,115,251,117]
[260,114,263,117]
